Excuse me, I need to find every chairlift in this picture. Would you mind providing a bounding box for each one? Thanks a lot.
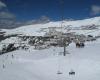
[69,69,75,75]
[57,71,63,74]
[76,42,85,48]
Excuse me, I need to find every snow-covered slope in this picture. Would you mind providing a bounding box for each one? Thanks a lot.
[0,39,100,80]
[2,16,100,36]
[0,17,100,80]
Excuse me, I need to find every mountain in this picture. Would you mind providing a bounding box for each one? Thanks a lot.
[0,16,100,54]
[1,16,100,36]
[0,16,50,29]
[0,34,100,80]
[0,17,100,80]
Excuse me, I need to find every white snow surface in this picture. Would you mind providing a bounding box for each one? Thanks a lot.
[0,16,100,80]
[2,16,100,36]
[0,39,100,80]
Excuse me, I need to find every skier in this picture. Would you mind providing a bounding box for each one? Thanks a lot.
[12,54,14,58]
[3,64,5,69]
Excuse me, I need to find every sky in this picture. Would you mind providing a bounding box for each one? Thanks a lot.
[0,0,100,21]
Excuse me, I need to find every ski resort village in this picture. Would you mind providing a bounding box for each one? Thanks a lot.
[0,0,100,80]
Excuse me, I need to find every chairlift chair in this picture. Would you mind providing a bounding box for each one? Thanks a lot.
[57,71,63,74]
[69,69,75,75]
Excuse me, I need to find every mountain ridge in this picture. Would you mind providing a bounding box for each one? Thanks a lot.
[0,16,99,37]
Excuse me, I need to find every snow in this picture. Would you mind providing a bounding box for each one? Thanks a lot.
[0,16,100,80]
[2,16,100,36]
[1,37,20,44]
[70,29,100,36]
[0,39,100,80]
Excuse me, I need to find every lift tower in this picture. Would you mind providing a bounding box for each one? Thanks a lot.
[60,0,67,56]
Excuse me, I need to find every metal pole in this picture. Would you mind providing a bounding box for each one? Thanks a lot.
[64,45,66,56]
[63,38,66,56]
[60,0,66,56]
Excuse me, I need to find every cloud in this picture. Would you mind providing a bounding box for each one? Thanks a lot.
[0,1,7,9]
[0,1,17,29]
[0,1,15,19]
[0,11,15,19]
[91,5,100,15]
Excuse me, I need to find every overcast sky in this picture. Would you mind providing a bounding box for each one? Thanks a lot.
[0,0,100,21]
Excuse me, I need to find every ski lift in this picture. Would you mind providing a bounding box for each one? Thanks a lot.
[69,69,75,75]
[57,70,63,74]
[76,42,85,48]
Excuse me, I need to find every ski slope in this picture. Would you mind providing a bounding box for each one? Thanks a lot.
[2,16,100,36]
[0,39,100,80]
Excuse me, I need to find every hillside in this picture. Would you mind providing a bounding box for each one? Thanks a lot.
[0,39,100,80]
[0,16,100,80]
[1,16,100,36]
[0,17,100,53]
